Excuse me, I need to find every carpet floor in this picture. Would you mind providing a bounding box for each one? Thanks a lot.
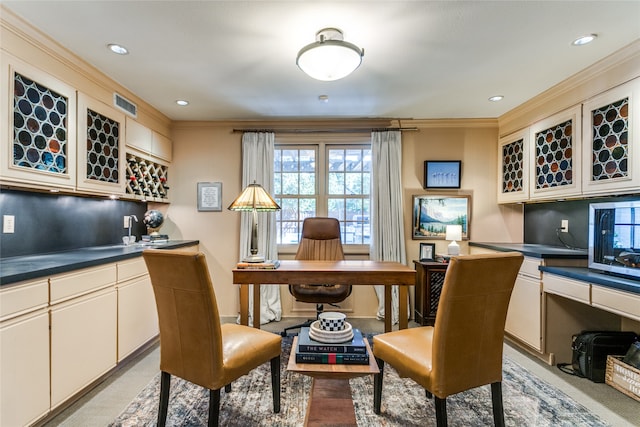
[110,337,609,426]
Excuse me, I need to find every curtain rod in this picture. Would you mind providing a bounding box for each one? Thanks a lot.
[232,127,418,134]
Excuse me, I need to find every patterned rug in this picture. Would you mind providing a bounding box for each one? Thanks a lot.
[110,337,608,426]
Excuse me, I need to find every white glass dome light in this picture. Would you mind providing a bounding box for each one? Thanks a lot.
[296,28,364,81]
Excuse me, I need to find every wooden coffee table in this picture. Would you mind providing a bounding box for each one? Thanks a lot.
[287,336,379,427]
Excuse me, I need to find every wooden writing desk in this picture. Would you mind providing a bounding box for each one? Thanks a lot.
[232,260,416,332]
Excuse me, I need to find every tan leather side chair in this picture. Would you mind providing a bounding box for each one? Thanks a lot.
[282,217,352,336]
[143,249,282,427]
[372,252,524,427]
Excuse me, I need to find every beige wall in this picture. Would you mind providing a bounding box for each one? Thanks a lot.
[162,120,522,318]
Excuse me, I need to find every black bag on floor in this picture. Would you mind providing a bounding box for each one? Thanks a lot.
[557,330,638,383]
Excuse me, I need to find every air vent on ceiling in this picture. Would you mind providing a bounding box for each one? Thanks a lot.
[113,93,137,118]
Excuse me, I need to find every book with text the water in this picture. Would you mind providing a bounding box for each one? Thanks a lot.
[297,327,367,354]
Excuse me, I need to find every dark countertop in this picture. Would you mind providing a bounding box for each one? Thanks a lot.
[540,266,640,295]
[0,240,199,286]
[469,242,587,259]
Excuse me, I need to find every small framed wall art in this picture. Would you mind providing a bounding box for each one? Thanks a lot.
[419,242,436,261]
[424,160,461,189]
[197,182,223,211]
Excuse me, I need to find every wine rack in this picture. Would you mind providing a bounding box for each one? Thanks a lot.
[125,154,170,202]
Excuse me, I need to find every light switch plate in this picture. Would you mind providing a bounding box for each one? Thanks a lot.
[3,215,15,233]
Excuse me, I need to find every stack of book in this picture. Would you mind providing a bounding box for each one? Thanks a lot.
[295,326,369,365]
[236,260,280,269]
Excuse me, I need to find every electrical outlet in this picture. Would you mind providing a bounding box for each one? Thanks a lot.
[3,215,15,233]
[561,219,569,233]
[124,216,130,228]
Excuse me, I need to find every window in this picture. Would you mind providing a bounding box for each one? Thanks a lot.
[274,137,371,247]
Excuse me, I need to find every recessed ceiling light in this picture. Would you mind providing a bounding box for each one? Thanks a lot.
[108,43,129,55]
[572,34,597,46]
[488,95,504,102]
[176,100,189,106]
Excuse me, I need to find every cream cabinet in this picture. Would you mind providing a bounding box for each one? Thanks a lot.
[581,78,640,196]
[505,257,543,351]
[49,265,117,408]
[125,117,172,161]
[116,258,158,361]
[0,52,77,191]
[591,286,640,322]
[76,92,126,195]
[529,105,582,200]
[497,128,530,203]
[0,279,50,427]
[543,272,590,304]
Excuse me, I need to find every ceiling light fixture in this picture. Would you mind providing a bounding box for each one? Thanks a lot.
[488,95,504,102]
[296,28,364,81]
[318,95,329,103]
[108,43,129,55]
[572,34,597,46]
[176,100,189,106]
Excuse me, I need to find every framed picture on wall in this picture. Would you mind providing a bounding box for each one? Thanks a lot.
[412,194,470,240]
[419,243,436,261]
[197,182,223,211]
[424,160,461,189]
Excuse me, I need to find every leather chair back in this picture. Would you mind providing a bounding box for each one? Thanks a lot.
[430,252,523,397]
[290,217,351,303]
[143,249,224,390]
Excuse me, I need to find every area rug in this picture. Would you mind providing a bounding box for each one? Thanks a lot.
[110,337,608,426]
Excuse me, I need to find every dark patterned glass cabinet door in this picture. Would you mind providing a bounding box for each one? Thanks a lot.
[0,54,78,190]
[529,105,582,201]
[581,78,640,196]
[497,128,530,204]
[76,92,126,195]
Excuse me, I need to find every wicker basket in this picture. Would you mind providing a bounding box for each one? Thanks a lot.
[605,355,640,402]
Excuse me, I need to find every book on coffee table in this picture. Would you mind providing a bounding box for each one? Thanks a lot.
[297,327,367,354]
[295,351,369,365]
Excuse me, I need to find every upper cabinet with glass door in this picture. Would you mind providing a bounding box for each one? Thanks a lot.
[581,78,640,196]
[497,128,529,204]
[0,53,77,190]
[529,105,582,200]
[76,92,126,195]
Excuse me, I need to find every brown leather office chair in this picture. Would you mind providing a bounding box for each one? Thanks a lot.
[143,249,282,427]
[282,217,352,336]
[373,252,524,427]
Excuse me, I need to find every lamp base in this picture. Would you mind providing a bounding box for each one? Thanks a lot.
[243,254,266,263]
[447,241,460,256]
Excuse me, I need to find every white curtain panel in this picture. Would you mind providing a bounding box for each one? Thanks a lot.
[239,132,282,325]
[371,130,408,324]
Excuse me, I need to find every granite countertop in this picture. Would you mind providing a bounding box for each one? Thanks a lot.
[0,240,199,286]
[469,242,587,259]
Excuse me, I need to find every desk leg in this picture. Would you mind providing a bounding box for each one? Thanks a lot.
[252,283,261,328]
[304,378,357,427]
[384,286,392,332]
[399,286,408,330]
[239,284,249,326]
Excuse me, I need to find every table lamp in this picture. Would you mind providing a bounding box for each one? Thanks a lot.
[228,181,281,262]
[445,224,462,256]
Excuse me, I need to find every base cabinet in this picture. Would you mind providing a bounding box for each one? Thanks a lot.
[505,273,542,351]
[117,275,158,361]
[50,288,117,408]
[0,309,50,427]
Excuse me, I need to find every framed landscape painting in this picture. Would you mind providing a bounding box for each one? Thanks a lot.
[412,194,470,240]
